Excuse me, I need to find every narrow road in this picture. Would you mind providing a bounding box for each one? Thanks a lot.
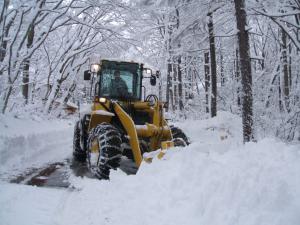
[9,159,91,188]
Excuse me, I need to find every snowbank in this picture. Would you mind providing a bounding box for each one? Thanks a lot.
[0,115,73,179]
[1,111,300,225]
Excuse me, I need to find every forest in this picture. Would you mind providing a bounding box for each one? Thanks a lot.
[0,0,300,142]
[1,1,300,224]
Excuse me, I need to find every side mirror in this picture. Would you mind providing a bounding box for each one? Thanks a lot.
[163,102,168,109]
[150,75,156,86]
[84,70,91,80]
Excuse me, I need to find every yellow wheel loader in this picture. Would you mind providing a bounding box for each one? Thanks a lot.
[73,59,189,179]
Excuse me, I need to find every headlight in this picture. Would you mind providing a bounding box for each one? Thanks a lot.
[146,68,152,74]
[90,64,100,73]
[99,97,106,103]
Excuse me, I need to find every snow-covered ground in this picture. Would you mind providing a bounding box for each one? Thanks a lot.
[0,115,74,180]
[1,112,300,225]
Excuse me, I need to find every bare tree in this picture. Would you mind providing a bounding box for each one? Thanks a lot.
[22,21,35,103]
[234,0,254,143]
[204,52,210,114]
[208,12,217,117]
[0,0,76,113]
[281,27,290,110]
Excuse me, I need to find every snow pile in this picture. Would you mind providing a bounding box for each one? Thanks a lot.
[1,111,300,225]
[0,115,73,179]
[54,137,299,225]
[135,139,300,225]
[176,111,243,154]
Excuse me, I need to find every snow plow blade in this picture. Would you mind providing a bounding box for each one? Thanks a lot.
[143,141,174,163]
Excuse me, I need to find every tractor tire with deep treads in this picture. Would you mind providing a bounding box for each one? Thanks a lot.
[121,135,133,160]
[73,121,87,162]
[87,123,122,180]
[170,125,190,146]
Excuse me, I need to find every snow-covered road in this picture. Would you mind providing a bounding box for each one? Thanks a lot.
[1,112,300,225]
[0,116,73,182]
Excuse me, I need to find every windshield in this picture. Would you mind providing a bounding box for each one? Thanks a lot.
[99,62,142,100]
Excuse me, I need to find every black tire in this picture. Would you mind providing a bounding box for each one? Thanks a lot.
[170,125,190,146]
[73,121,87,162]
[121,135,133,160]
[87,123,122,180]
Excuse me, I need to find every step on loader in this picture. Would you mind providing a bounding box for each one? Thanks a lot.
[73,59,189,179]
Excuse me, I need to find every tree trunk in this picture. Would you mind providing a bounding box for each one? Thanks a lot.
[288,43,292,88]
[166,62,172,112]
[1,85,12,114]
[204,52,210,114]
[63,82,76,104]
[22,61,30,103]
[220,47,225,87]
[281,28,289,109]
[178,55,183,110]
[47,79,62,113]
[0,0,12,75]
[278,74,284,111]
[158,78,162,100]
[22,23,35,103]
[234,0,254,143]
[173,64,178,110]
[208,12,217,118]
[0,0,10,59]
[235,49,241,107]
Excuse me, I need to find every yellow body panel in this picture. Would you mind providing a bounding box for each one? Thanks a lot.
[161,140,174,149]
[136,124,171,138]
[88,101,113,131]
[113,103,143,167]
[157,141,174,159]
[87,98,174,168]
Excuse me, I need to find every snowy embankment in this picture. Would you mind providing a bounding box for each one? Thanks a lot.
[0,115,73,180]
[1,112,300,225]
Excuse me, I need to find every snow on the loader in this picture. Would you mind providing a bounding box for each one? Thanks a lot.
[1,112,300,225]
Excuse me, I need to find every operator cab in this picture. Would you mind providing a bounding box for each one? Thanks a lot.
[84,59,158,102]
[99,60,142,101]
